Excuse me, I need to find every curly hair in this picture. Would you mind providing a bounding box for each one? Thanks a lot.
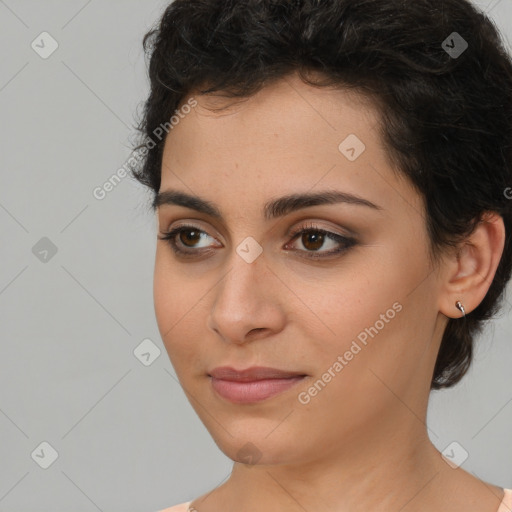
[129,0,512,390]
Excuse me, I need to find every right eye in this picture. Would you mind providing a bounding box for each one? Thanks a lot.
[158,225,221,258]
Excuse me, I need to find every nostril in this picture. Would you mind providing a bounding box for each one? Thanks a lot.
[248,327,266,338]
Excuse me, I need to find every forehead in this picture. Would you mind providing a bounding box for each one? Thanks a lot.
[164,75,377,169]
[186,74,380,137]
[159,73,420,217]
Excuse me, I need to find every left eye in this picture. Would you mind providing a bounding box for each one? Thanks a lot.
[285,224,356,258]
[158,223,356,259]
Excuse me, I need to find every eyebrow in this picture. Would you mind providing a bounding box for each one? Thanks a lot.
[153,189,383,220]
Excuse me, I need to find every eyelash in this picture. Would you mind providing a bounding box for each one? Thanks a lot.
[157,222,356,260]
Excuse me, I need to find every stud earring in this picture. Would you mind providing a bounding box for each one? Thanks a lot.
[455,300,466,318]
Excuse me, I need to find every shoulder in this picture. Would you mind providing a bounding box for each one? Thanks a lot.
[155,501,191,512]
[498,489,512,512]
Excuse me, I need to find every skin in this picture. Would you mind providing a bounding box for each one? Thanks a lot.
[154,71,506,512]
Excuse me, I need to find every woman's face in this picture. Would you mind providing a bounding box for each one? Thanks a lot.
[154,73,448,465]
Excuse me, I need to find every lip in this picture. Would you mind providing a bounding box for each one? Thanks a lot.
[209,366,306,381]
[208,366,307,404]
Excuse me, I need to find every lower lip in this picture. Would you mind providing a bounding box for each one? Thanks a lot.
[210,376,306,404]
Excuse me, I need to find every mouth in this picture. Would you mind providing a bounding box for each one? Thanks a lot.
[208,366,308,404]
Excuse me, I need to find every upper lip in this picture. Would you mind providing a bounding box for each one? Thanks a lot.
[209,366,306,382]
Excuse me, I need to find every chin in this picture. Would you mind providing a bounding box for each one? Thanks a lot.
[205,424,304,467]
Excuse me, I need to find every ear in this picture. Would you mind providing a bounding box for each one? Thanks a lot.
[439,212,506,319]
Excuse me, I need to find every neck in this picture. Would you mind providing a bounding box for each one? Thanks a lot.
[212,411,450,512]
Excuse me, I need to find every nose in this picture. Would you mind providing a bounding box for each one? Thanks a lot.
[207,247,286,345]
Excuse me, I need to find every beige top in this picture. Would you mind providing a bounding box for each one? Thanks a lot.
[157,488,512,512]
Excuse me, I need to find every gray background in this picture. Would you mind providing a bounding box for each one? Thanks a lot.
[0,1,511,511]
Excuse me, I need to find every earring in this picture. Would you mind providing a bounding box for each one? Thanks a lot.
[455,300,466,318]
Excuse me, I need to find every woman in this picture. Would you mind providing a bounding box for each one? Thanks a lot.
[130,0,512,510]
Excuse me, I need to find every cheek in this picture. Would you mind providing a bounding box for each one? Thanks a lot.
[297,257,416,385]
[293,295,409,427]
[316,265,433,403]
[153,254,178,335]
[295,269,389,354]
[153,253,196,347]
[153,250,205,325]
[153,252,212,373]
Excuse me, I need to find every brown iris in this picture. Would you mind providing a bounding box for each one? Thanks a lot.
[301,231,324,251]
[180,229,202,247]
